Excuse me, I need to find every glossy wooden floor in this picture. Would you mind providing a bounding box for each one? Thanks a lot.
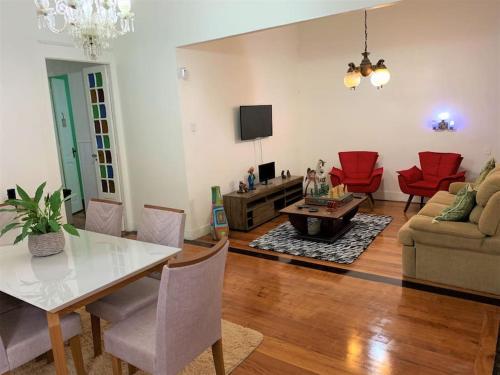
[193,200,500,374]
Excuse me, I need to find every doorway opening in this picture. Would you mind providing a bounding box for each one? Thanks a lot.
[46,59,123,229]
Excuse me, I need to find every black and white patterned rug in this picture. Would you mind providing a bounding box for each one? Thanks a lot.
[249,213,393,264]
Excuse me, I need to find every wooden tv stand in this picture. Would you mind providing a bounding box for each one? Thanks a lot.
[223,176,303,231]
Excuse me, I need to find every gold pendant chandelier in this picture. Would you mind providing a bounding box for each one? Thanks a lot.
[344,10,390,90]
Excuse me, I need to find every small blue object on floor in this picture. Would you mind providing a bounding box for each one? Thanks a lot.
[249,213,392,264]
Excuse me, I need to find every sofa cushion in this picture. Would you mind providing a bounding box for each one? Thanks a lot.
[434,184,476,222]
[478,191,500,236]
[428,191,455,206]
[418,202,448,218]
[474,158,496,187]
[469,205,483,224]
[476,167,500,206]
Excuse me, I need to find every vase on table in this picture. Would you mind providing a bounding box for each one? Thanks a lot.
[210,186,229,240]
[28,231,65,257]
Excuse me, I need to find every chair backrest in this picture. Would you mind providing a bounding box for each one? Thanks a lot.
[85,199,123,237]
[419,152,462,181]
[0,332,7,374]
[137,205,186,248]
[154,238,229,375]
[339,151,378,179]
[0,203,19,246]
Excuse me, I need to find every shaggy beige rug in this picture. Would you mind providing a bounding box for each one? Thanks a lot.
[13,312,263,374]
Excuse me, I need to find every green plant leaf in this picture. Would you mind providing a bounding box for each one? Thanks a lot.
[13,232,28,244]
[34,182,46,203]
[16,185,32,203]
[4,199,37,210]
[63,224,79,236]
[0,222,20,237]
[48,219,60,232]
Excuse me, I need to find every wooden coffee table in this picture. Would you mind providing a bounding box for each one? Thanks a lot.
[280,197,368,243]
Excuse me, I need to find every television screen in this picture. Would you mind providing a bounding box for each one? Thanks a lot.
[258,162,275,184]
[240,105,272,141]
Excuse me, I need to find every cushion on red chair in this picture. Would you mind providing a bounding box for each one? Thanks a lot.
[339,151,378,179]
[408,180,439,190]
[343,177,372,186]
[398,166,422,184]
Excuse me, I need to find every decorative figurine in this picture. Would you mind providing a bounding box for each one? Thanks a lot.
[247,166,256,190]
[286,170,291,178]
[281,170,286,179]
[303,168,319,197]
[316,159,329,196]
[237,181,248,194]
[210,186,229,240]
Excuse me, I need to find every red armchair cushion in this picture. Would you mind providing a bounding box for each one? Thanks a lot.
[419,152,462,181]
[339,151,378,179]
[397,166,422,184]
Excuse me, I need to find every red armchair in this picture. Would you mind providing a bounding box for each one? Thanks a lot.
[397,151,466,212]
[329,151,384,206]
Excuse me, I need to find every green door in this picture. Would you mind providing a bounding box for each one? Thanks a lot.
[49,75,84,213]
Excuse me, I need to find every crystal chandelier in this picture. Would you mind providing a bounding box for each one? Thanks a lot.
[34,0,135,59]
[344,10,390,90]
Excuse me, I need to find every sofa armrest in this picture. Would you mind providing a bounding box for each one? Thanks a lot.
[371,167,384,178]
[449,182,468,195]
[409,215,485,240]
[398,220,414,246]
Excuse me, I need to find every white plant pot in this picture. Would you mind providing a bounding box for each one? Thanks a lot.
[28,231,65,257]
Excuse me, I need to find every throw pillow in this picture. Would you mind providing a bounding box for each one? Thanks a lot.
[474,158,496,187]
[433,184,476,222]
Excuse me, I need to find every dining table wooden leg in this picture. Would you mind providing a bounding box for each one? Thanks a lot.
[47,312,69,375]
[69,336,86,375]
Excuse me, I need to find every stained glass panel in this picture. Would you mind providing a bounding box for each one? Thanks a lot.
[99,104,106,118]
[96,135,103,149]
[107,165,114,179]
[98,89,105,102]
[101,120,108,133]
[103,135,110,149]
[101,180,108,193]
[100,165,106,178]
[105,150,112,163]
[92,105,99,119]
[90,90,97,104]
[95,72,103,87]
[109,180,115,193]
[98,150,105,163]
[88,73,95,88]
[94,121,101,134]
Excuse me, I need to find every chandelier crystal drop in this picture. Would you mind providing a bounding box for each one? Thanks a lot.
[34,0,135,59]
[344,10,390,90]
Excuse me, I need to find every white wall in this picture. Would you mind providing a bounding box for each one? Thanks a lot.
[297,0,500,200]
[177,25,302,236]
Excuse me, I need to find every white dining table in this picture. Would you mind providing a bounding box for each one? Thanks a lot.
[0,229,181,375]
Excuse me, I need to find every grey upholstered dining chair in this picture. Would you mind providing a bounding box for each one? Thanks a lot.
[0,205,24,315]
[86,205,186,357]
[0,305,84,375]
[85,198,123,237]
[104,238,229,375]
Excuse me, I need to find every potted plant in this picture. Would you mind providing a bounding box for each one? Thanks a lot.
[0,182,79,257]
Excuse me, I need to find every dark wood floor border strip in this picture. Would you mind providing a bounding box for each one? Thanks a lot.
[228,247,500,307]
[495,325,500,375]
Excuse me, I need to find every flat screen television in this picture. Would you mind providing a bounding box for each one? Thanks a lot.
[258,162,275,185]
[240,105,272,141]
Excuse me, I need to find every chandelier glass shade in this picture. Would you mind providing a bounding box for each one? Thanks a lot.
[344,10,390,90]
[34,0,135,59]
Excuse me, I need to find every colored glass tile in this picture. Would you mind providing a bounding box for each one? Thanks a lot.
[92,105,99,119]
[101,120,108,133]
[103,135,110,149]
[109,180,115,193]
[98,88,105,102]
[90,89,97,104]
[99,104,106,118]
[88,73,95,88]
[105,150,112,163]
[107,165,114,179]
[94,121,101,134]
[96,135,103,149]
[95,72,103,87]
[100,165,106,178]
[101,180,108,193]
[98,150,105,164]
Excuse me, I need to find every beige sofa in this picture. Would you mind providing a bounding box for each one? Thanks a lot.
[398,166,500,295]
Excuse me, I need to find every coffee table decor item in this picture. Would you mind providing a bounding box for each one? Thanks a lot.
[0,182,79,257]
[250,213,392,264]
[210,186,229,240]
